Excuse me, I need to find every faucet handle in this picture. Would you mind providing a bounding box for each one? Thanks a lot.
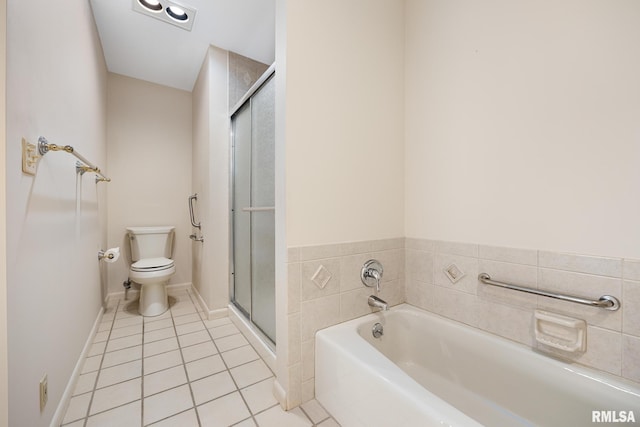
[361,259,384,292]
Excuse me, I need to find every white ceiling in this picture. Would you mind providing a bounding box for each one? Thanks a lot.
[90,0,275,92]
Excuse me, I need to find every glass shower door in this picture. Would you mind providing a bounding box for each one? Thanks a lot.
[231,73,275,345]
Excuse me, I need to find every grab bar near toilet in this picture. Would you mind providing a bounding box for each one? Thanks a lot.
[188,194,201,229]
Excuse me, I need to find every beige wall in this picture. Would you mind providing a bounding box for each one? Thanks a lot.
[5,0,107,425]
[277,0,405,408]
[106,73,192,294]
[284,0,405,248]
[192,46,230,313]
[405,0,640,259]
[0,0,7,425]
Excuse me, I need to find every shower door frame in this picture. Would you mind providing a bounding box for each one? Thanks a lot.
[229,64,276,350]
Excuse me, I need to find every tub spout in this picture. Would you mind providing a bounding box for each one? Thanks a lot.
[368,295,388,311]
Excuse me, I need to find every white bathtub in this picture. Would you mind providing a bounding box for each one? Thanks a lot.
[315,304,640,427]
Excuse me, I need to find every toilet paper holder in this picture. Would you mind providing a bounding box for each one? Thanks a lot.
[98,247,120,262]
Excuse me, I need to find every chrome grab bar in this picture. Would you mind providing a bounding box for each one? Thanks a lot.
[478,273,620,311]
[188,193,201,229]
[241,206,275,212]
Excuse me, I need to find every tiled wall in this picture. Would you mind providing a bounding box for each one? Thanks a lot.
[405,238,640,385]
[286,238,405,407]
[286,237,640,408]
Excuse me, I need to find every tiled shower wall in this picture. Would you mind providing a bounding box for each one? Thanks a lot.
[286,238,405,407]
[286,238,640,406]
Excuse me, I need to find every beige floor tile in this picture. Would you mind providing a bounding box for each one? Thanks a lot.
[149,408,199,427]
[318,418,341,427]
[106,333,142,353]
[62,393,92,424]
[102,345,142,369]
[209,323,240,339]
[203,317,232,329]
[254,406,312,427]
[196,392,251,427]
[112,316,143,330]
[240,377,277,414]
[185,354,226,381]
[178,330,211,347]
[181,340,218,363]
[144,318,174,332]
[175,321,205,336]
[144,365,188,397]
[96,359,142,389]
[143,349,182,375]
[190,370,237,405]
[81,355,102,374]
[143,384,193,425]
[222,345,259,369]
[86,400,141,427]
[144,327,176,343]
[215,333,249,352]
[73,371,98,396]
[90,378,141,415]
[173,312,201,326]
[301,399,330,424]
[229,359,272,389]
[144,336,179,357]
[88,341,107,357]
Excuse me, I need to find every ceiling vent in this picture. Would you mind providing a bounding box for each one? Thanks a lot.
[132,0,197,31]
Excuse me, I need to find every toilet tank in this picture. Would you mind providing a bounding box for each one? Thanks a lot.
[126,226,175,262]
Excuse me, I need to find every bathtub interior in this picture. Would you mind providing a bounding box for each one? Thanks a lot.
[337,304,640,426]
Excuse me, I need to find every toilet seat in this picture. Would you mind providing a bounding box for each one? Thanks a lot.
[131,257,174,272]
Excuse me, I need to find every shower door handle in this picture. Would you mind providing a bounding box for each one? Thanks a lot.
[241,206,275,212]
[188,194,201,229]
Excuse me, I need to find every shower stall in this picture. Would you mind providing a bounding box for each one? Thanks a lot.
[230,66,276,346]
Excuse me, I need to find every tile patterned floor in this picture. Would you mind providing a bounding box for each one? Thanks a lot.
[60,289,340,427]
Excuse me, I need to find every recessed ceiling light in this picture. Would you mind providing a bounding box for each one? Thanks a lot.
[138,0,162,12]
[166,5,188,22]
[132,0,196,31]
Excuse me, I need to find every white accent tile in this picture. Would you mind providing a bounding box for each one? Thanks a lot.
[230,359,272,389]
[191,370,237,405]
[102,345,142,369]
[311,265,332,290]
[181,340,218,363]
[214,333,249,352]
[254,406,312,427]
[185,354,226,381]
[433,254,478,294]
[143,384,193,425]
[240,377,277,414]
[196,392,251,427]
[144,365,188,397]
[302,259,341,301]
[86,400,141,427]
[62,392,91,424]
[144,337,179,357]
[221,345,260,369]
[144,350,182,375]
[90,378,141,415]
[96,359,141,389]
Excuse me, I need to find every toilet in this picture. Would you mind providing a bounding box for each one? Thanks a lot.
[126,226,176,316]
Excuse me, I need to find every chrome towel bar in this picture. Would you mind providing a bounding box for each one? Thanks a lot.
[38,136,110,183]
[478,273,620,311]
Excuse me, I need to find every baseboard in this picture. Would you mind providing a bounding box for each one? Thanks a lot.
[273,378,287,410]
[189,284,228,320]
[50,306,104,427]
[105,282,192,302]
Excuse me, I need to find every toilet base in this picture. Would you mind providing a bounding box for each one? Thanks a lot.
[139,281,169,317]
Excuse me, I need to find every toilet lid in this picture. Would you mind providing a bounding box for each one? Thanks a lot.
[131,257,174,271]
